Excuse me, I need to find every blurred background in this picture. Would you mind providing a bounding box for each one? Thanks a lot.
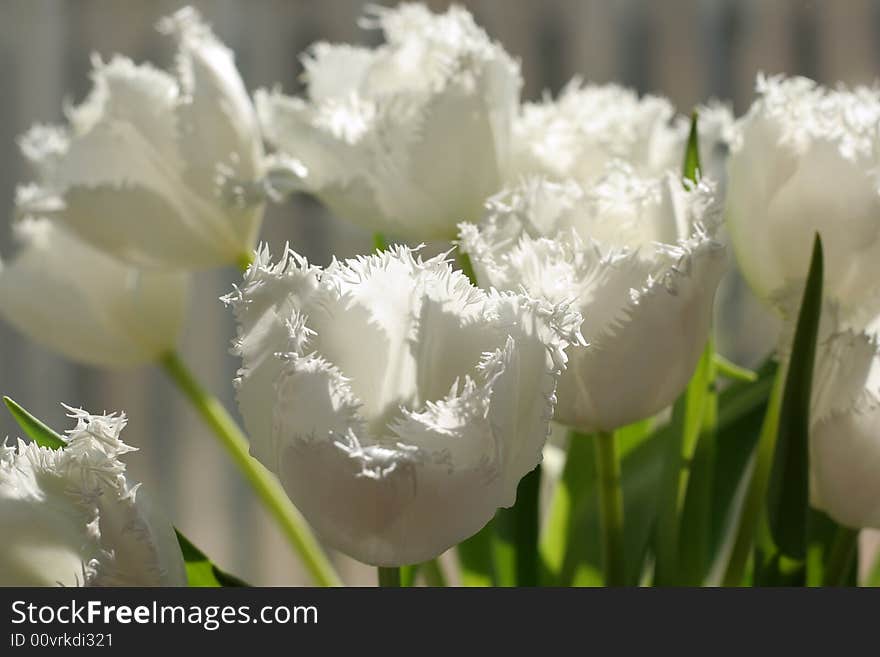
[0,0,875,585]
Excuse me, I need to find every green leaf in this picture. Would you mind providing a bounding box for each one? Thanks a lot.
[806,510,858,586]
[458,250,478,285]
[540,433,598,585]
[457,519,497,586]
[653,341,714,584]
[714,354,758,383]
[540,420,661,586]
[682,109,701,184]
[493,465,542,586]
[175,529,248,587]
[3,397,66,450]
[541,361,777,587]
[766,235,823,560]
[865,543,880,587]
[678,344,718,584]
[721,366,785,585]
[651,109,717,585]
[372,232,387,252]
[705,359,777,582]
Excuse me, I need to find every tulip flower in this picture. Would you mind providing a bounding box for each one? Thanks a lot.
[459,165,727,432]
[0,407,186,586]
[810,330,880,529]
[726,74,880,326]
[0,219,187,367]
[509,80,734,185]
[255,3,521,240]
[16,7,265,270]
[224,245,581,566]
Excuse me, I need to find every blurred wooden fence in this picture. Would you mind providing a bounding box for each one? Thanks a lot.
[0,0,876,585]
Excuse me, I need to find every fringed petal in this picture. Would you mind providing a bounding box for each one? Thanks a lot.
[0,408,185,586]
[228,244,577,565]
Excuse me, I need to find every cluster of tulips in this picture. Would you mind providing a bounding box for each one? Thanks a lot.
[1,3,879,588]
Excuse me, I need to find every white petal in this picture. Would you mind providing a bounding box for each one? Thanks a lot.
[17,115,247,269]
[461,173,726,432]
[18,124,71,182]
[812,399,880,529]
[39,181,231,270]
[158,8,264,194]
[273,352,498,566]
[65,55,181,170]
[0,220,187,367]
[229,245,577,565]
[16,14,264,270]
[255,89,389,230]
[694,101,736,186]
[726,75,880,319]
[812,331,880,422]
[301,43,375,102]
[808,329,880,528]
[223,245,323,465]
[256,4,520,240]
[558,236,726,432]
[0,409,186,586]
[510,81,679,182]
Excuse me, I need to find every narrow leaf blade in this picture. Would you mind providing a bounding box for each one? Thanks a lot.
[3,397,66,450]
[683,110,701,184]
[176,529,248,587]
[714,354,758,383]
[705,359,777,583]
[766,234,823,559]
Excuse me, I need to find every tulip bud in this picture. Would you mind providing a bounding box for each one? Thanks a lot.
[0,219,187,367]
[726,74,880,325]
[16,7,265,270]
[224,245,581,565]
[460,165,727,432]
[255,3,521,240]
[0,407,186,586]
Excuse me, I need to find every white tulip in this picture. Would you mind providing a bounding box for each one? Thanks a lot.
[0,219,187,367]
[510,79,734,185]
[726,74,880,325]
[810,331,880,528]
[0,407,186,586]
[459,165,727,432]
[16,7,265,270]
[224,245,581,566]
[255,3,521,240]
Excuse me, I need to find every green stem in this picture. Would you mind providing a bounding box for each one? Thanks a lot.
[373,232,388,252]
[160,351,341,587]
[378,566,401,587]
[594,430,626,586]
[823,527,859,586]
[721,366,785,586]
